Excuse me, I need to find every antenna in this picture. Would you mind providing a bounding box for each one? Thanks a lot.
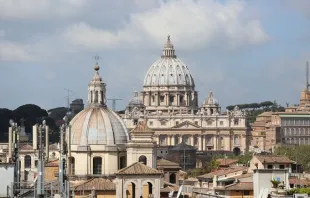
[107,97,123,111]
[307,61,309,91]
[64,88,75,113]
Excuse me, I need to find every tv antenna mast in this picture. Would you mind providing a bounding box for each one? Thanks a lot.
[64,88,75,112]
[107,97,123,111]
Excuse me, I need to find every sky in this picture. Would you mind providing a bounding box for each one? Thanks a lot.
[1,0,310,111]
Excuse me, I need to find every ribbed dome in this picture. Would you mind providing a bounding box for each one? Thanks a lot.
[70,105,129,145]
[128,91,144,107]
[143,36,195,87]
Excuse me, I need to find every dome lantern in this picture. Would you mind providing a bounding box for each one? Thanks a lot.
[88,61,107,107]
[161,35,176,58]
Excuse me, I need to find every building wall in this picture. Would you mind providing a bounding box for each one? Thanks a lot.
[253,169,290,198]
[228,190,253,198]
[0,164,14,197]
[123,115,248,153]
[279,115,310,145]
[70,150,124,176]
[45,166,58,181]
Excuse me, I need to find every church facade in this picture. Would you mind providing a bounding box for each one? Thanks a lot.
[122,36,248,154]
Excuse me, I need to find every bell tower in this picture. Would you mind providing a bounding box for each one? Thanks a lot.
[126,121,157,168]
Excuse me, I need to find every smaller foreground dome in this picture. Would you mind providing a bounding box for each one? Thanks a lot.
[70,107,128,145]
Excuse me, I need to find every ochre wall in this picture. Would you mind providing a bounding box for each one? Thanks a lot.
[44,166,58,181]
[229,190,254,198]
[74,190,116,198]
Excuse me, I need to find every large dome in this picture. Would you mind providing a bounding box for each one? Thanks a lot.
[143,36,195,87]
[70,107,128,145]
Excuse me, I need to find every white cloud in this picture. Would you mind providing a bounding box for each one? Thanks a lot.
[63,0,268,51]
[0,41,33,61]
[0,0,87,19]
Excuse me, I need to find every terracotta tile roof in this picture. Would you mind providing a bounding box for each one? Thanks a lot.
[217,159,238,166]
[185,177,198,182]
[161,186,179,192]
[289,178,310,186]
[233,173,253,179]
[157,159,180,168]
[130,121,153,133]
[215,182,253,191]
[49,143,58,150]
[255,155,294,164]
[45,159,59,167]
[116,162,162,175]
[197,167,247,179]
[73,178,115,191]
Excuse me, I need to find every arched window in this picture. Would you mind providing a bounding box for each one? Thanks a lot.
[70,157,75,175]
[100,91,104,104]
[148,182,153,195]
[93,157,102,175]
[175,136,179,145]
[94,91,98,103]
[138,155,147,165]
[24,155,31,168]
[160,136,166,145]
[234,135,239,145]
[170,173,176,184]
[220,137,224,148]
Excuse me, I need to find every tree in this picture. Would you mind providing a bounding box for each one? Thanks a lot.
[274,145,310,171]
[12,104,48,132]
[0,109,13,141]
[48,107,68,121]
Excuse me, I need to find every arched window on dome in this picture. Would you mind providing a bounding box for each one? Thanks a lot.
[139,155,147,165]
[90,91,93,103]
[93,157,102,175]
[101,91,104,104]
[94,91,98,103]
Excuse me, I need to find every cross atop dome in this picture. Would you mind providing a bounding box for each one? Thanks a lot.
[162,34,176,58]
[93,53,101,71]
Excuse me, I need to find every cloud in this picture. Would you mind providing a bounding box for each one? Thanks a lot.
[0,0,87,19]
[283,0,310,16]
[0,41,33,61]
[63,0,268,51]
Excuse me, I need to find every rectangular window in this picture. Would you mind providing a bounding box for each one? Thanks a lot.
[279,165,285,169]
[149,121,153,126]
[160,95,165,102]
[234,118,239,125]
[195,121,198,125]
[175,121,179,125]
[267,165,273,169]
[243,191,250,195]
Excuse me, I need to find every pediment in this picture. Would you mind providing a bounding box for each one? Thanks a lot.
[172,120,201,129]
